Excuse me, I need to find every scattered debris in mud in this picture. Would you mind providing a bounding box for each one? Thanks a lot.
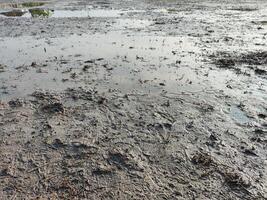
[191,152,213,166]
[211,51,267,76]
[0,88,266,199]
[238,52,267,66]
[8,98,24,108]
[41,102,64,113]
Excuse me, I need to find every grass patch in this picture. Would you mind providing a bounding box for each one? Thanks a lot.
[29,8,52,17]
[22,2,45,7]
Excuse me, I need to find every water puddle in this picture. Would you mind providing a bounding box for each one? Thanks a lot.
[0,31,250,100]
[230,105,251,125]
[0,31,207,99]
[114,19,153,29]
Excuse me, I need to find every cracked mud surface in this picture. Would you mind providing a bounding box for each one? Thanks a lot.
[0,0,266,199]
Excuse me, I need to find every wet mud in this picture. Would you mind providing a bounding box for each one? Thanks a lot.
[212,51,267,77]
[0,0,267,199]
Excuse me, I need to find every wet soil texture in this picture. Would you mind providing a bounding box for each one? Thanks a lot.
[0,0,267,199]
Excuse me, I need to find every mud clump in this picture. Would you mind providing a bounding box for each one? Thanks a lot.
[215,58,235,69]
[51,138,66,148]
[239,51,267,65]
[254,68,267,75]
[8,99,24,108]
[213,51,267,75]
[0,10,26,17]
[191,152,213,167]
[229,7,258,12]
[259,21,267,25]
[107,149,144,172]
[41,102,64,113]
[223,170,250,189]
[192,151,252,194]
[258,113,266,119]
[92,164,114,175]
[107,150,132,170]
[242,148,258,157]
[214,51,267,66]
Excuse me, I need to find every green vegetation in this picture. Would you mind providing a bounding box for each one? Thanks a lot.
[29,8,52,17]
[22,2,45,7]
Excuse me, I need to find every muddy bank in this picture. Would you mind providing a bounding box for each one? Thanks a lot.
[0,88,266,199]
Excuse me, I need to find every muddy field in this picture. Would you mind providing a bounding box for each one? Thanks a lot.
[0,0,266,199]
